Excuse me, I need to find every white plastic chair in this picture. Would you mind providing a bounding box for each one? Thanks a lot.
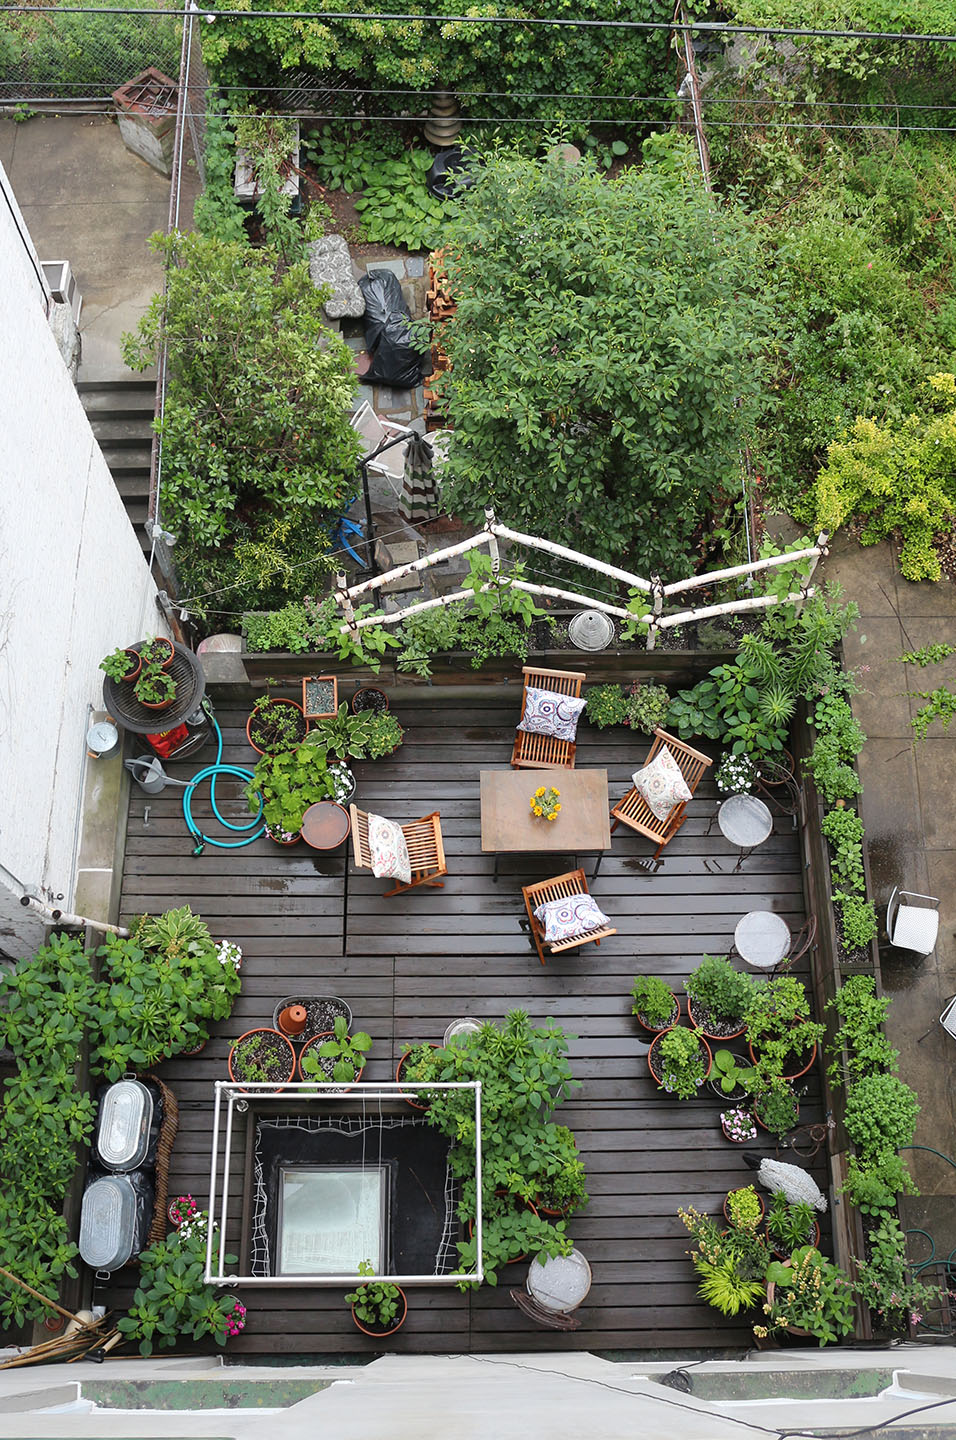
[939,996,956,1040]
[350,401,410,490]
[886,888,940,955]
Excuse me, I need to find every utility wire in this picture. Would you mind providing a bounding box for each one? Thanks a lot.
[3,3,956,43]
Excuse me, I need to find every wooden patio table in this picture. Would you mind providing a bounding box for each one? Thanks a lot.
[479,768,611,880]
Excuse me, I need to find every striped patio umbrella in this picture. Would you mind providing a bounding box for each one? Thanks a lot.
[400,432,441,522]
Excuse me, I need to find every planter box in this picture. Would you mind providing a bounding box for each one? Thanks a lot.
[235,122,300,209]
[112,68,178,178]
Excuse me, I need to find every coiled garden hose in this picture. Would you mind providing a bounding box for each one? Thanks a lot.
[183,710,264,854]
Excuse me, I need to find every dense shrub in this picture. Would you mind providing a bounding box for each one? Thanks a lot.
[0,1,180,96]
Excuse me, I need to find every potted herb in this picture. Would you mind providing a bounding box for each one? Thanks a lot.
[246,691,309,755]
[686,955,754,1038]
[246,738,345,837]
[745,976,824,1083]
[363,712,404,760]
[723,1184,765,1229]
[754,1082,800,1136]
[227,1027,296,1089]
[648,1025,712,1098]
[623,681,670,734]
[678,1205,772,1317]
[709,1047,757,1101]
[134,661,177,711]
[766,1192,820,1258]
[395,1041,441,1110]
[140,636,174,670]
[100,646,141,684]
[584,684,628,729]
[352,685,390,715]
[345,1260,407,1337]
[630,975,679,1034]
[299,1015,372,1089]
[536,1128,589,1218]
[757,1246,855,1345]
[720,1106,757,1144]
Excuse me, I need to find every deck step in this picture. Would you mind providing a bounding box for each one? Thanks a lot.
[80,379,155,553]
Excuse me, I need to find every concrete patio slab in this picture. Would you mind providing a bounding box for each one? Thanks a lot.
[827,533,901,618]
[844,617,909,738]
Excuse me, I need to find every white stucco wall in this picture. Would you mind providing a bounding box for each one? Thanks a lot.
[0,161,165,956]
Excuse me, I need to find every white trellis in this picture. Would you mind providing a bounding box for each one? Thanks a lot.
[334,510,829,651]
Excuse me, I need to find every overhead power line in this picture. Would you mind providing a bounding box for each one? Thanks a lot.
[2,3,956,44]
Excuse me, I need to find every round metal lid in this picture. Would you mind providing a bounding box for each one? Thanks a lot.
[103,640,205,735]
[87,721,119,755]
[568,610,615,651]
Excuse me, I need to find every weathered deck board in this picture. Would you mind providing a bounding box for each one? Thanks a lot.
[107,691,828,1354]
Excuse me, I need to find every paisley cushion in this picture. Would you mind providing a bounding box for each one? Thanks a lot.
[368,812,412,885]
[517,687,586,743]
[533,892,610,945]
[632,745,692,822]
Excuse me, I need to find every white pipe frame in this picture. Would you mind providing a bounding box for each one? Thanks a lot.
[205,1080,484,1287]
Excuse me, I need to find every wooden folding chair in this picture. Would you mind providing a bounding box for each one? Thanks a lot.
[521,868,616,966]
[350,806,448,897]
[511,665,586,770]
[610,728,712,861]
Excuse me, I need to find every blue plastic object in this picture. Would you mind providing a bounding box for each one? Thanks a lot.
[331,513,368,569]
[182,707,264,854]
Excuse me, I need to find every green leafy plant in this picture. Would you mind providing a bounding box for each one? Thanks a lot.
[853,1216,943,1330]
[99,646,138,682]
[585,684,628,729]
[804,693,866,803]
[624,682,671,734]
[134,662,176,707]
[711,1048,758,1098]
[247,693,308,752]
[536,1127,589,1215]
[246,738,342,835]
[679,1205,771,1317]
[117,1213,244,1356]
[756,1246,855,1346]
[899,643,956,667]
[754,1083,800,1136]
[302,1015,372,1085]
[630,975,678,1028]
[911,684,956,743]
[844,1073,920,1161]
[654,1026,709,1100]
[766,1193,817,1256]
[686,954,754,1028]
[841,1153,919,1217]
[363,712,404,759]
[344,1260,404,1330]
[826,976,898,1085]
[726,1185,763,1231]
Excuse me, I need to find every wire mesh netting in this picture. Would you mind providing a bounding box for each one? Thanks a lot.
[0,2,183,102]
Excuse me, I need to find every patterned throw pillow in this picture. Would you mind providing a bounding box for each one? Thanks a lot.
[533,892,610,945]
[517,687,586,743]
[632,745,692,823]
[367,812,412,885]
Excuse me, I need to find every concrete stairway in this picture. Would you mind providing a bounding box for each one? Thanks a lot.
[78,378,155,553]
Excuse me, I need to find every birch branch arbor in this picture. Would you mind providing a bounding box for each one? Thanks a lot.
[335,513,829,652]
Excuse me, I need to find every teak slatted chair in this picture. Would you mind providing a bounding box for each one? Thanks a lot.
[522,868,617,966]
[349,805,447,896]
[511,665,587,770]
[610,727,712,861]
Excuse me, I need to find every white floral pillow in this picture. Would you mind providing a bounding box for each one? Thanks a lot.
[632,745,692,822]
[533,892,610,945]
[517,687,586,743]
[368,812,412,885]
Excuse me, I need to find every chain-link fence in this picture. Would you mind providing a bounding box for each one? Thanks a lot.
[0,2,182,103]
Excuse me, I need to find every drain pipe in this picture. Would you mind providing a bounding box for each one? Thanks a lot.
[19,894,129,939]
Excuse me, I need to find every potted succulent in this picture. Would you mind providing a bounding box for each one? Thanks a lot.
[299,1015,372,1089]
[352,685,390,715]
[100,645,142,684]
[757,1246,855,1345]
[246,691,309,755]
[227,1027,296,1089]
[134,661,177,711]
[395,1041,441,1110]
[630,975,680,1034]
[685,955,753,1039]
[648,1025,712,1098]
[720,1105,757,1144]
[765,1192,820,1258]
[345,1260,407,1337]
[723,1184,765,1229]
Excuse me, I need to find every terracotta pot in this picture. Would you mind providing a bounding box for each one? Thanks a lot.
[246,698,309,756]
[168,1199,195,1228]
[180,1038,207,1058]
[687,995,746,1041]
[140,637,174,671]
[720,1115,757,1144]
[723,1190,766,1225]
[298,1031,364,1090]
[279,1004,308,1037]
[647,1029,713,1089]
[264,824,301,846]
[632,995,680,1036]
[351,686,390,715]
[396,1045,438,1110]
[351,1284,407,1338]
[753,1097,800,1134]
[138,693,176,713]
[748,1038,817,1082]
[227,1028,296,1092]
[118,648,142,684]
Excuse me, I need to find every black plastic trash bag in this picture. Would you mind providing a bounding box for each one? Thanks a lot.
[359,269,427,389]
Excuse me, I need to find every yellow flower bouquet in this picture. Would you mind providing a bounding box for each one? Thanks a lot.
[530,785,561,822]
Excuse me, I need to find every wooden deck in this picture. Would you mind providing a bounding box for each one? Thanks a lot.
[109,687,828,1354]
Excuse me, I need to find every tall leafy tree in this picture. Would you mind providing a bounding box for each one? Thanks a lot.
[436,139,773,577]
